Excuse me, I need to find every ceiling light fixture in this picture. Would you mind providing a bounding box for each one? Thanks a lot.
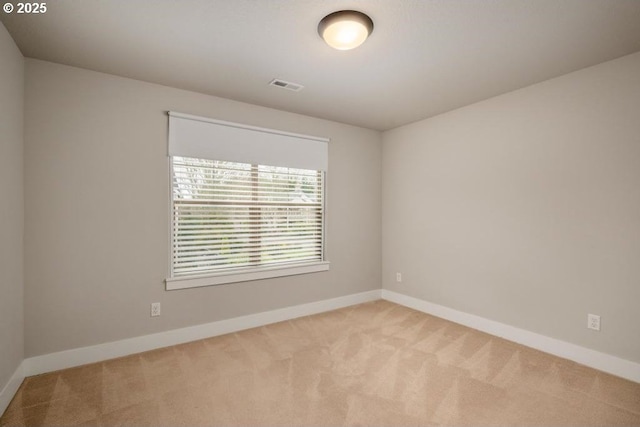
[318,10,374,51]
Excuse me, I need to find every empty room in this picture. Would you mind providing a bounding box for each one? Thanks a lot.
[1,1,640,425]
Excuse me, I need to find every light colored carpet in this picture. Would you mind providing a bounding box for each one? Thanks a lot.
[2,300,639,426]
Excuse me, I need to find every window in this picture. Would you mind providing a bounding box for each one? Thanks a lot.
[171,158,325,276]
[166,113,329,290]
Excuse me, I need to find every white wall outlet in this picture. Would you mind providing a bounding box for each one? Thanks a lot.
[396,272,402,283]
[587,313,600,331]
[151,302,161,317]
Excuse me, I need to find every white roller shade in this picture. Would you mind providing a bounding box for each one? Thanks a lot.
[168,112,329,171]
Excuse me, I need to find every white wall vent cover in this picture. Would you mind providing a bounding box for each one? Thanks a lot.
[269,79,304,92]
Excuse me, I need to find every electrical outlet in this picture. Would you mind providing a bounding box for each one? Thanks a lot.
[587,313,600,331]
[151,302,161,317]
[396,272,402,283]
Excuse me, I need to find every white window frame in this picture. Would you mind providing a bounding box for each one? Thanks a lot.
[165,112,329,290]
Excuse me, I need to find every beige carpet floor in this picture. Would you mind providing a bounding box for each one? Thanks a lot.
[1,300,639,426]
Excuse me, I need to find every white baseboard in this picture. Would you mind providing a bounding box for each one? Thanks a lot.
[13,286,637,406]
[381,289,640,383]
[0,361,25,417]
[24,289,382,377]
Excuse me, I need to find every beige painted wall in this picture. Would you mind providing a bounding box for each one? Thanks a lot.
[24,59,382,357]
[382,52,640,363]
[0,23,24,388]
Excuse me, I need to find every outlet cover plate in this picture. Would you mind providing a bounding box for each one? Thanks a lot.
[151,302,161,317]
[587,313,600,331]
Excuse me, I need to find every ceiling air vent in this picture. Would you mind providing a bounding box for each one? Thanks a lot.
[269,79,304,92]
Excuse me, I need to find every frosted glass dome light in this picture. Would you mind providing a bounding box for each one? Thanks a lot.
[318,10,374,51]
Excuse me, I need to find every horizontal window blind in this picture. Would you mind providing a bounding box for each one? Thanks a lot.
[171,156,324,278]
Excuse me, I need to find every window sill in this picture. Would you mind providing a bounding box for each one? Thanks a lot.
[165,261,330,290]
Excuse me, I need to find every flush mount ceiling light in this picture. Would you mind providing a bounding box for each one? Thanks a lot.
[318,10,374,51]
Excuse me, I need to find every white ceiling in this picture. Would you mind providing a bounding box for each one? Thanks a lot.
[3,0,640,131]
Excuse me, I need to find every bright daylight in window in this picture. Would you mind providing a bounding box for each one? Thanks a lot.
[171,156,325,280]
